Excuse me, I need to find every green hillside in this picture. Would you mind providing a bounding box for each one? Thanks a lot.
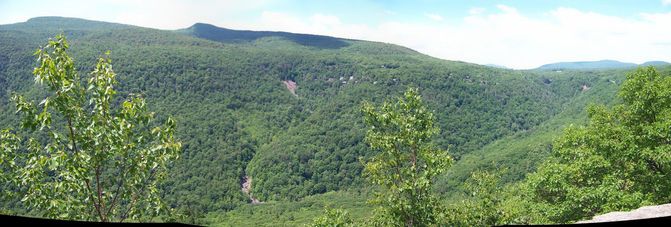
[0,17,645,224]
[438,69,625,200]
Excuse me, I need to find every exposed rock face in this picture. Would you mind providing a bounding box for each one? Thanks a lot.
[241,176,262,204]
[581,84,591,91]
[282,80,297,96]
[577,204,671,223]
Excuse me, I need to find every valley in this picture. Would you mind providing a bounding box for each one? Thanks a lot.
[1,16,669,225]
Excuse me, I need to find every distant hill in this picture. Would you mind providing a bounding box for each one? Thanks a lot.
[178,22,351,49]
[536,60,637,70]
[485,64,509,69]
[0,16,130,31]
[641,61,671,67]
[536,59,671,70]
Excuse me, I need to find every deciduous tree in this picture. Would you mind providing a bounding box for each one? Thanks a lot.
[361,88,452,226]
[525,67,671,223]
[0,35,181,222]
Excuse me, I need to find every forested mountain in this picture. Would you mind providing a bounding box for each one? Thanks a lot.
[178,23,352,49]
[536,60,638,70]
[0,17,655,224]
[641,61,671,67]
[536,60,671,71]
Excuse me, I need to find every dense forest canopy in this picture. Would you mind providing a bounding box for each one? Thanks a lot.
[1,35,181,222]
[1,17,669,225]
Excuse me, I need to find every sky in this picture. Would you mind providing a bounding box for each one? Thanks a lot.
[1,0,671,69]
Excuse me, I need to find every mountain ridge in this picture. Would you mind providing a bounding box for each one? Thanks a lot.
[536,59,670,70]
[4,17,668,71]
[177,22,425,53]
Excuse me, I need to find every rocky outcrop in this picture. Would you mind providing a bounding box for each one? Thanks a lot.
[577,203,671,223]
[282,80,297,96]
[241,176,262,204]
[581,84,591,91]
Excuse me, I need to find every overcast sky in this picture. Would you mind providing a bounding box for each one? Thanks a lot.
[2,0,671,69]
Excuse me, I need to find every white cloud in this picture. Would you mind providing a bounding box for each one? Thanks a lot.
[383,10,397,16]
[311,14,342,27]
[425,13,444,21]
[0,0,278,29]
[227,6,671,69]
[2,1,670,69]
[257,11,305,31]
[663,0,671,6]
[111,0,279,29]
[496,4,518,14]
[469,7,486,15]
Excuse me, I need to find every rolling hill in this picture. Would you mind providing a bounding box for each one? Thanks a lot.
[641,61,671,67]
[0,17,651,224]
[536,59,670,71]
[536,60,637,70]
[178,22,353,49]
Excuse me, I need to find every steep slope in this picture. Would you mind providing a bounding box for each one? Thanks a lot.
[437,69,625,199]
[0,17,624,220]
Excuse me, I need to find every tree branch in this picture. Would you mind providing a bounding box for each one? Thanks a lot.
[105,160,127,219]
[67,117,78,153]
[85,178,103,221]
[120,167,157,223]
[96,164,106,221]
